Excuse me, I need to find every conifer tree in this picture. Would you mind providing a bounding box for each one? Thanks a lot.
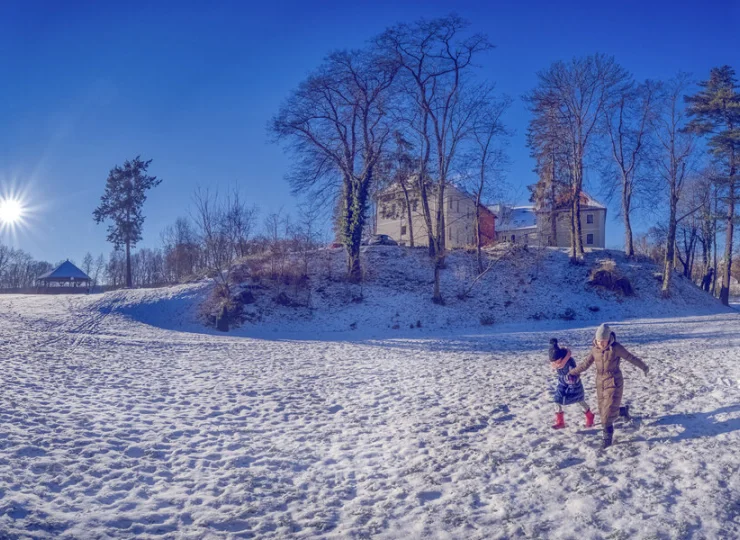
[685,66,740,305]
[93,156,161,288]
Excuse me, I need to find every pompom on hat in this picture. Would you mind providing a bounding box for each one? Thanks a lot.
[549,338,568,362]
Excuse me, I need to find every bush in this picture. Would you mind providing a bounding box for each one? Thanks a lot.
[200,284,244,331]
[480,314,495,326]
[588,261,634,296]
[559,308,576,321]
[274,292,297,307]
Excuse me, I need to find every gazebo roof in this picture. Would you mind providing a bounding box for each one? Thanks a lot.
[37,260,92,281]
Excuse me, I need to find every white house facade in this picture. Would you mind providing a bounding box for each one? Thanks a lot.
[375,183,496,249]
[494,193,607,249]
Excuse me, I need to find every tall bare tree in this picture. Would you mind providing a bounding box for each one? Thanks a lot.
[652,73,696,297]
[603,80,659,257]
[377,15,492,302]
[526,90,572,247]
[272,49,397,282]
[526,54,630,262]
[470,94,510,272]
[222,188,258,259]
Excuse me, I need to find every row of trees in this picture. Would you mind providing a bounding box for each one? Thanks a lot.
[526,63,739,303]
[71,15,736,307]
[273,15,511,303]
[273,14,739,305]
[0,244,53,289]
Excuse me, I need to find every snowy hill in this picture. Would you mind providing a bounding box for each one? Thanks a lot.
[113,246,729,336]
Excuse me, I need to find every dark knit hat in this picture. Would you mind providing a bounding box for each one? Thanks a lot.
[549,338,567,362]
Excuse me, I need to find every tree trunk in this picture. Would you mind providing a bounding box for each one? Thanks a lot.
[400,182,415,247]
[474,205,483,274]
[661,194,678,297]
[343,174,369,283]
[574,194,584,256]
[432,182,446,303]
[720,196,734,305]
[712,194,719,296]
[125,242,132,288]
[549,178,558,246]
[720,165,736,306]
[622,175,634,257]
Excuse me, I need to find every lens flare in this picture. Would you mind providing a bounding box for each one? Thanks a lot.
[0,198,24,225]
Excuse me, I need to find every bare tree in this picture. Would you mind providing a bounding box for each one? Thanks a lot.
[385,131,418,247]
[272,49,397,282]
[93,254,105,288]
[526,89,572,247]
[526,54,630,262]
[603,80,660,257]
[223,187,258,259]
[377,15,492,302]
[191,188,232,290]
[651,73,697,297]
[470,94,510,272]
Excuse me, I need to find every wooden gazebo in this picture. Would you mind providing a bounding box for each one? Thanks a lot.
[36,260,92,290]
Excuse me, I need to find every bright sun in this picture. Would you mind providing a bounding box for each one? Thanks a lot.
[0,198,24,225]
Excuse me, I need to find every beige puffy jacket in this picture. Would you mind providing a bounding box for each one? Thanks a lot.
[569,332,648,427]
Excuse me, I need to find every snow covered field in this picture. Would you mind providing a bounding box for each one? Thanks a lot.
[1,290,740,538]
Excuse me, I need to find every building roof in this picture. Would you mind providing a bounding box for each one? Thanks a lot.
[579,192,606,210]
[494,206,538,232]
[37,260,92,281]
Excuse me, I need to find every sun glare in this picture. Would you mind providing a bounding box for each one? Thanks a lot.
[0,198,25,225]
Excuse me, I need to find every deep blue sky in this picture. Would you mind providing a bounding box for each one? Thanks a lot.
[0,0,736,263]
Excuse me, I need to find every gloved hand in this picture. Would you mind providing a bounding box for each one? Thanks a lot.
[567,374,580,384]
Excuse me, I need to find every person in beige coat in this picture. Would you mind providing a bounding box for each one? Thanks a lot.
[569,323,649,448]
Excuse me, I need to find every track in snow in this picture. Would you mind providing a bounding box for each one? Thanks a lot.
[0,293,739,539]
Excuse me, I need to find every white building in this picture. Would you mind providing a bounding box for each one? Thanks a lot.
[375,183,497,249]
[494,193,607,249]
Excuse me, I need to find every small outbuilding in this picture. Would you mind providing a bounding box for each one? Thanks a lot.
[36,260,92,290]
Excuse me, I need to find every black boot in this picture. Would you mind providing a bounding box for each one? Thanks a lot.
[601,425,614,449]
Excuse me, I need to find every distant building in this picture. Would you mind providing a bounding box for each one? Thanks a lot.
[375,183,496,249]
[36,260,92,290]
[494,192,607,249]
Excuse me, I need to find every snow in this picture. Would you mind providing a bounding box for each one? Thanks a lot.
[1,254,739,538]
[222,247,729,335]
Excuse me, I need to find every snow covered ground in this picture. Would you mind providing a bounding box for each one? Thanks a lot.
[1,289,740,538]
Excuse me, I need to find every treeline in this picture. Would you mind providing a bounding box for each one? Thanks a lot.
[272,13,739,305]
[0,245,53,289]
[526,63,739,303]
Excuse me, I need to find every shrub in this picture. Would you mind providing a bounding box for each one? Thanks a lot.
[274,292,298,307]
[588,260,634,296]
[480,314,495,326]
[559,308,576,321]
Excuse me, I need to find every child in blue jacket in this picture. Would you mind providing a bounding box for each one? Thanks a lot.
[549,338,595,429]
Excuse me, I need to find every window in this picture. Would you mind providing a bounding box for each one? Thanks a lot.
[587,233,594,245]
[511,234,516,243]
[390,204,396,218]
[380,206,387,219]
[412,199,418,212]
[449,227,453,240]
[587,214,594,224]
[457,200,460,212]
[449,198,453,209]
[401,225,407,236]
